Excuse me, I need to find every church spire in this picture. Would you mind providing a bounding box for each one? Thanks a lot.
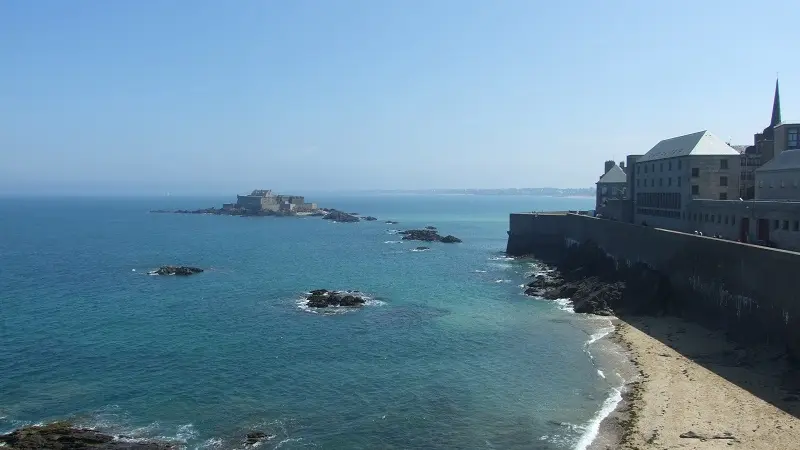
[770,77,782,127]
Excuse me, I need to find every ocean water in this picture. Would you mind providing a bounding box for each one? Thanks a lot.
[0,194,621,449]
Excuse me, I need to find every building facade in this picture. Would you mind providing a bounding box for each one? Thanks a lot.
[755,149,800,200]
[632,130,740,229]
[595,160,627,211]
[236,190,317,213]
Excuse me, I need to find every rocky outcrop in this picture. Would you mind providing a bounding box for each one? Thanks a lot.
[0,422,175,449]
[244,432,275,447]
[399,229,463,243]
[322,210,360,223]
[363,216,378,221]
[151,207,296,217]
[425,226,437,230]
[415,246,430,251]
[150,266,204,276]
[522,241,672,316]
[385,220,399,224]
[305,289,367,308]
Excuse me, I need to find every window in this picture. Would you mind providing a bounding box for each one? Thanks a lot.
[719,192,728,200]
[678,159,682,169]
[637,165,640,174]
[677,177,681,187]
[644,165,648,174]
[668,161,672,170]
[704,213,709,222]
[636,179,640,187]
[720,159,729,170]
[668,177,672,187]
[717,215,721,224]
[774,220,780,230]
[794,221,799,232]
[789,127,799,149]
[732,216,735,225]
[691,168,699,177]
[660,163,664,172]
[659,178,663,187]
[651,179,655,187]
[783,220,790,230]
[720,176,728,187]
[691,185,699,195]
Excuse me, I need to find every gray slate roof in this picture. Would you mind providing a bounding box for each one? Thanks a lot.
[636,130,740,163]
[597,164,627,184]
[756,149,800,173]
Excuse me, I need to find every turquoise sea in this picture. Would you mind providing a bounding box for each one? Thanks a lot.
[0,194,622,449]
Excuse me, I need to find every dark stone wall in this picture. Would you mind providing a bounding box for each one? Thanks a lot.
[507,212,800,360]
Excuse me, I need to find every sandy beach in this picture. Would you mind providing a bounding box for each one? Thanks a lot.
[591,316,800,449]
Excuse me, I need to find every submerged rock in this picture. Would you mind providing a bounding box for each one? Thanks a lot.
[150,266,204,276]
[0,422,176,449]
[363,216,378,221]
[322,210,360,223]
[385,220,399,224]
[425,225,437,230]
[244,431,275,446]
[415,246,430,250]
[305,289,367,308]
[440,235,462,243]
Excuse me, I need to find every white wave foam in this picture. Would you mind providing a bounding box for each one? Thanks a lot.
[494,279,510,283]
[473,269,487,273]
[199,437,224,449]
[411,248,429,252]
[385,229,400,234]
[488,256,515,261]
[586,325,614,346]
[573,388,623,450]
[176,423,196,442]
[383,240,403,244]
[597,369,606,379]
[274,437,304,448]
[553,298,574,313]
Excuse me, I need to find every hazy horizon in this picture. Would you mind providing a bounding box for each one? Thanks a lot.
[0,186,596,198]
[2,0,798,195]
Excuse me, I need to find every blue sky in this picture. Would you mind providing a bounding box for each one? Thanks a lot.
[1,0,798,195]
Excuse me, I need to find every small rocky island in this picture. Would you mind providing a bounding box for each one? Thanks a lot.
[304,289,367,308]
[0,422,176,449]
[149,266,203,276]
[322,210,360,223]
[151,189,321,217]
[399,229,463,243]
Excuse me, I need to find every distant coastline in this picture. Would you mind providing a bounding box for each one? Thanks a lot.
[353,188,595,197]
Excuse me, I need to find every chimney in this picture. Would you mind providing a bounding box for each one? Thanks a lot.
[604,160,615,174]
[619,161,625,170]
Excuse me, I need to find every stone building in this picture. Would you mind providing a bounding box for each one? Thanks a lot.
[739,80,800,199]
[755,149,800,200]
[235,189,317,213]
[632,130,740,229]
[595,160,627,211]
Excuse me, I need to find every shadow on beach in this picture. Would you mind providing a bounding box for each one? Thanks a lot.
[618,313,800,420]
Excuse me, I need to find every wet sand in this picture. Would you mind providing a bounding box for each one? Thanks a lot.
[591,316,800,449]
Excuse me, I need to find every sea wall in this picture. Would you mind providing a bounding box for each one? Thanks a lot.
[507,212,800,359]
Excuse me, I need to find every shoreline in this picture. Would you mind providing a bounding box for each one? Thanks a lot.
[589,315,800,449]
